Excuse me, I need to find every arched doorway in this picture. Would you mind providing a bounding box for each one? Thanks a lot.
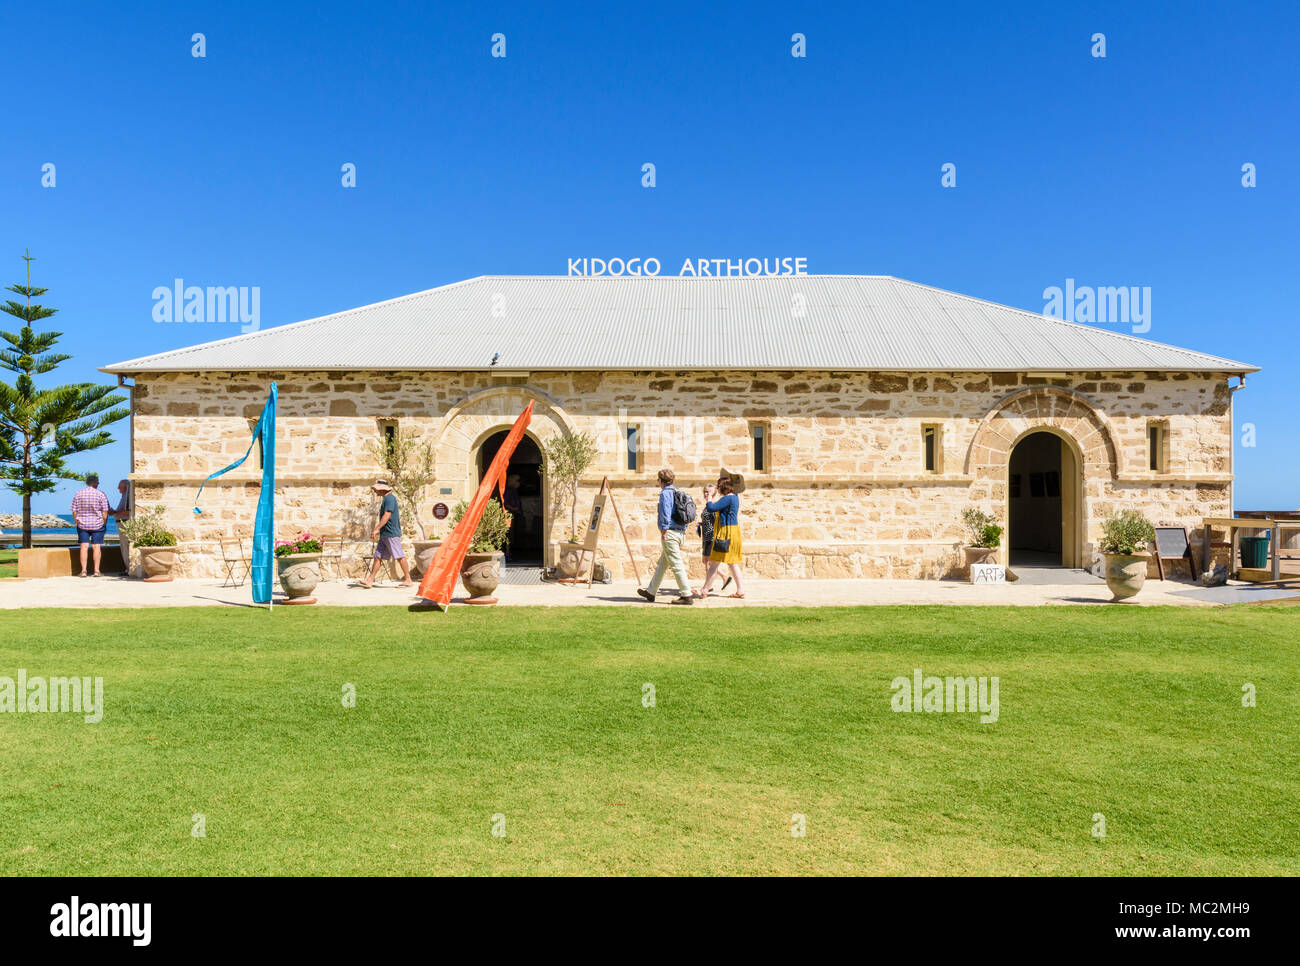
[477,430,544,565]
[1008,431,1081,568]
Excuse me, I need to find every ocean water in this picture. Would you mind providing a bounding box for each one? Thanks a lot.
[2,513,119,536]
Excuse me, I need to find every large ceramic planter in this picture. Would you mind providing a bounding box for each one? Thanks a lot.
[412,539,441,576]
[963,546,999,575]
[555,541,585,578]
[1103,553,1149,601]
[460,551,503,604]
[277,553,321,604]
[138,545,179,582]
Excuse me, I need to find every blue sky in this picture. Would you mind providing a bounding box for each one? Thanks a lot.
[3,0,1296,513]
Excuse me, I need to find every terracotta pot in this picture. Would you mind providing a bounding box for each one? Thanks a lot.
[963,545,999,575]
[277,553,321,601]
[1103,553,1149,601]
[556,541,585,578]
[138,545,179,582]
[412,539,441,576]
[460,551,503,603]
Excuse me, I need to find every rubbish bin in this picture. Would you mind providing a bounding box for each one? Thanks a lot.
[1240,534,1270,569]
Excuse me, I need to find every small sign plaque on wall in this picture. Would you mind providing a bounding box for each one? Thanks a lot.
[433,502,449,520]
[970,563,1006,584]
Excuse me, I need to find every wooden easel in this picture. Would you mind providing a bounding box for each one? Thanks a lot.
[583,476,641,587]
[1152,526,1192,581]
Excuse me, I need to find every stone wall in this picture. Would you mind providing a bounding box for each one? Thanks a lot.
[125,369,1235,579]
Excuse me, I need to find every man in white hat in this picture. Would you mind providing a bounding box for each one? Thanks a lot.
[359,479,414,588]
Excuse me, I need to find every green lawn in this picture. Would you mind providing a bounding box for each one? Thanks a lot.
[0,550,16,578]
[1,605,1296,876]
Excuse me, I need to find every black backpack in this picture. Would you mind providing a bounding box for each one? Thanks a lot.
[671,487,697,526]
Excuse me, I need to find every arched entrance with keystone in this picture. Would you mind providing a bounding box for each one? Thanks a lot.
[433,386,577,567]
[965,387,1120,569]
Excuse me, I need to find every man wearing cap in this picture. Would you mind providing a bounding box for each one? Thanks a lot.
[70,473,111,578]
[359,479,414,588]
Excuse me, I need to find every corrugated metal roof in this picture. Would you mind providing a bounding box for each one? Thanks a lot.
[102,275,1258,374]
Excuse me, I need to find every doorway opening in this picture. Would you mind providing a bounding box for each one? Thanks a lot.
[477,430,544,566]
[1008,431,1079,568]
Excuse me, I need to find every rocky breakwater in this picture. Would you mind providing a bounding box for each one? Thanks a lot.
[0,513,70,529]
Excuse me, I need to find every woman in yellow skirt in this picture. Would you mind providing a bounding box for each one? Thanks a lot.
[695,470,745,598]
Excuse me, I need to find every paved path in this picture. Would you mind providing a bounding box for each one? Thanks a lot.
[2,572,1298,609]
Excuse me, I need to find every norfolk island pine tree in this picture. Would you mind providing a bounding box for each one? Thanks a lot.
[0,251,128,548]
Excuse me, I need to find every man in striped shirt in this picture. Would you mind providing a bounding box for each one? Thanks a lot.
[71,474,111,577]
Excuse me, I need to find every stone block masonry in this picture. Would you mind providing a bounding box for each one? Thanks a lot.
[126,369,1234,579]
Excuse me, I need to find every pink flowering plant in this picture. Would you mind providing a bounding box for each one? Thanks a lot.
[274,532,323,557]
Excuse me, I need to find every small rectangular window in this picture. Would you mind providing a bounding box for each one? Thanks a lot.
[378,419,398,459]
[750,422,768,472]
[1148,422,1167,473]
[247,419,263,470]
[625,424,640,472]
[922,424,942,473]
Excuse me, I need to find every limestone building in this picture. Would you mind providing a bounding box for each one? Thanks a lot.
[103,275,1257,579]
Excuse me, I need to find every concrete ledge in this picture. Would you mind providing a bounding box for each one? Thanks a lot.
[18,547,125,579]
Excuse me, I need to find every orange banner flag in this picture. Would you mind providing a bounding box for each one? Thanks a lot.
[416,401,534,609]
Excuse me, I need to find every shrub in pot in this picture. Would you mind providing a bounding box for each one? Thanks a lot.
[543,431,598,572]
[1099,510,1156,601]
[449,498,512,603]
[960,507,1003,573]
[274,532,324,602]
[117,505,179,581]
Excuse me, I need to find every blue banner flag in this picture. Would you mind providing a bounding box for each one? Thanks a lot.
[192,383,277,605]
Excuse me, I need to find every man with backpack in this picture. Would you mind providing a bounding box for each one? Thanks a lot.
[638,468,695,604]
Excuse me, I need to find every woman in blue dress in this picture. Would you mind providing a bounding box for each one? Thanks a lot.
[695,471,745,598]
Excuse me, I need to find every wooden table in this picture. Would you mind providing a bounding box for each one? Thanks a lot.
[1202,516,1300,581]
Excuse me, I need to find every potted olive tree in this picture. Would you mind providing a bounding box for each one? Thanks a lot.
[449,498,512,604]
[274,532,324,603]
[117,505,180,581]
[365,428,439,575]
[960,507,1003,574]
[543,430,598,577]
[1099,510,1156,601]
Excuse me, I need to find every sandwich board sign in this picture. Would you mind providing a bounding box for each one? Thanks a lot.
[1152,526,1191,580]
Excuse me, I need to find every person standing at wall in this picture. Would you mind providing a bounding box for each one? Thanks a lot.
[112,479,132,575]
[70,473,111,578]
[638,468,694,604]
